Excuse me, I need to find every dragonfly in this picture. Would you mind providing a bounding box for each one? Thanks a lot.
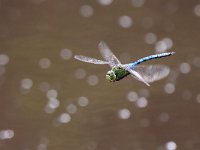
[74,41,175,86]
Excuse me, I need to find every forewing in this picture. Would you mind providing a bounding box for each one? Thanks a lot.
[134,65,170,83]
[98,41,121,67]
[74,55,109,65]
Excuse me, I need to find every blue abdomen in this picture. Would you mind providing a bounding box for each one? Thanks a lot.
[128,52,175,69]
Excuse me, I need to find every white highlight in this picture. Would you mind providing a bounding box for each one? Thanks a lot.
[78,96,89,107]
[165,141,177,150]
[131,0,145,8]
[164,83,175,94]
[44,96,60,114]
[155,38,173,53]
[87,75,99,86]
[155,41,168,53]
[74,68,86,79]
[127,91,138,102]
[39,58,51,69]
[159,112,170,122]
[144,32,157,44]
[46,89,58,99]
[196,94,200,103]
[192,56,200,68]
[136,97,148,108]
[118,108,131,119]
[66,104,77,114]
[37,143,47,150]
[118,16,133,28]
[98,0,113,6]
[21,78,33,89]
[0,129,14,140]
[80,5,94,18]
[0,54,9,65]
[179,62,191,74]
[60,48,72,60]
[59,113,71,123]
[48,98,60,109]
[194,4,200,17]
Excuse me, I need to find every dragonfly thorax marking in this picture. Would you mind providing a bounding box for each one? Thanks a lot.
[106,66,129,82]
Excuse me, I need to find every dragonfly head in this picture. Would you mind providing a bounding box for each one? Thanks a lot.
[106,70,116,82]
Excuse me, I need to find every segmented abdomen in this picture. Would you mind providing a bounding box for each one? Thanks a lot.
[128,52,175,69]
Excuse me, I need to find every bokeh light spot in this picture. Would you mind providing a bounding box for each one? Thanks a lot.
[144,32,157,44]
[136,97,148,108]
[164,83,175,94]
[59,113,71,123]
[37,143,47,150]
[127,91,138,102]
[118,15,133,28]
[48,98,60,109]
[78,96,89,107]
[196,94,200,103]
[98,0,113,6]
[179,62,191,74]
[0,129,14,140]
[21,78,33,90]
[0,54,9,65]
[192,56,200,67]
[80,5,94,18]
[194,4,200,16]
[74,68,87,79]
[131,0,145,8]
[87,75,99,86]
[60,48,72,60]
[155,38,173,53]
[159,112,170,122]
[118,108,131,119]
[39,58,51,69]
[46,89,58,99]
[165,141,177,150]
[66,104,77,114]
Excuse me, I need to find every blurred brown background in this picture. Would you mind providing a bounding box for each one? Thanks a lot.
[0,0,200,150]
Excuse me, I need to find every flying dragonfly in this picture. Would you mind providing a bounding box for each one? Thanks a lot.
[74,41,175,86]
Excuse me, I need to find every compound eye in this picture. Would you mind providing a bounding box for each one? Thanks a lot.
[106,71,111,75]
[106,70,116,82]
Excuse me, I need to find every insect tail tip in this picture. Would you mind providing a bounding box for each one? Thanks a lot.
[171,52,175,55]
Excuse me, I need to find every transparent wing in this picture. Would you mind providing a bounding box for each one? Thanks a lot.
[98,41,121,67]
[134,65,170,83]
[121,64,150,86]
[126,68,150,86]
[74,55,110,65]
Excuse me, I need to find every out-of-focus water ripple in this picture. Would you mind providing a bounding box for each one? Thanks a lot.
[0,0,200,150]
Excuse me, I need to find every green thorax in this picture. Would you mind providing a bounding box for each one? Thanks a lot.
[112,66,130,81]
